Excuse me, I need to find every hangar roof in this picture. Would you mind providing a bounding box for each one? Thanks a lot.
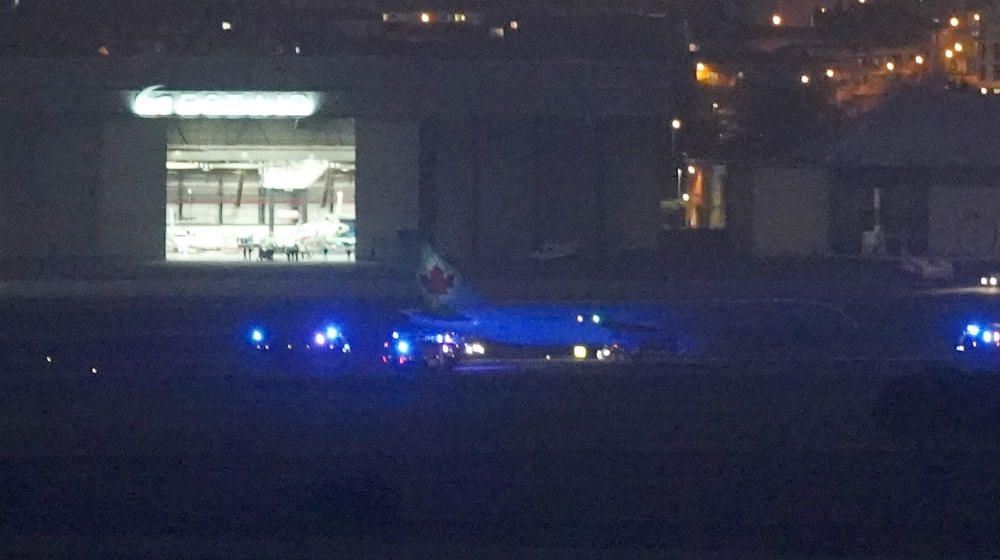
[824,84,1000,169]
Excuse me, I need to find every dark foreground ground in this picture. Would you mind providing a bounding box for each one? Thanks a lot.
[3,291,1000,558]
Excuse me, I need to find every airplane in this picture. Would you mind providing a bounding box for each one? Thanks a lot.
[401,242,682,360]
[166,210,224,254]
[398,240,865,363]
[294,191,356,252]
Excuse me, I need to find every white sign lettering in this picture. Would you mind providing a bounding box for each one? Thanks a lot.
[132,86,319,118]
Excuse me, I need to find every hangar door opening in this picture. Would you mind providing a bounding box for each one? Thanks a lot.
[165,119,355,262]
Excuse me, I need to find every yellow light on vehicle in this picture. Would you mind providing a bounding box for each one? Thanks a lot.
[573,345,588,359]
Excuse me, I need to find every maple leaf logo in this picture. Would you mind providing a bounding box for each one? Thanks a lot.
[421,265,455,297]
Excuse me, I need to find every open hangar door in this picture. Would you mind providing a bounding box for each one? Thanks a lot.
[164,119,356,263]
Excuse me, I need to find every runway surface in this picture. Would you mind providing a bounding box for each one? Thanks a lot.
[3,286,1000,557]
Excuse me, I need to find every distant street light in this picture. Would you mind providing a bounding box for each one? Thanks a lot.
[915,55,925,65]
[771,14,783,26]
[945,49,955,59]
[696,62,706,72]
[670,121,682,167]
[975,13,982,22]
[826,68,835,78]
[950,16,960,27]
[420,12,431,23]
[955,42,964,52]
[800,74,811,84]
[886,61,895,71]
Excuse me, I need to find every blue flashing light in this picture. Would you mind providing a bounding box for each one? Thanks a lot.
[325,326,339,340]
[396,340,411,355]
[592,314,602,324]
[314,333,327,345]
[250,328,264,343]
[967,324,981,337]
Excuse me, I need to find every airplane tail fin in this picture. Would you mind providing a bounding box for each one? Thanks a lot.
[410,238,483,313]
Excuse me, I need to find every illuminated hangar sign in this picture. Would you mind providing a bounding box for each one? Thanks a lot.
[131,86,319,118]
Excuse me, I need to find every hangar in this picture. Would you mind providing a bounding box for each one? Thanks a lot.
[0,55,676,270]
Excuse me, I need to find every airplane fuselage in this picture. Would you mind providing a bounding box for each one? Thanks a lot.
[408,303,654,348]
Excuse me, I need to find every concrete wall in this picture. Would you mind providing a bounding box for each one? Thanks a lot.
[734,164,831,257]
[534,119,602,254]
[928,185,1000,257]
[422,117,539,265]
[0,117,105,263]
[100,119,166,261]
[601,118,667,252]
[423,116,666,265]
[0,115,34,259]
[354,119,420,261]
[0,117,165,266]
[423,119,475,263]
